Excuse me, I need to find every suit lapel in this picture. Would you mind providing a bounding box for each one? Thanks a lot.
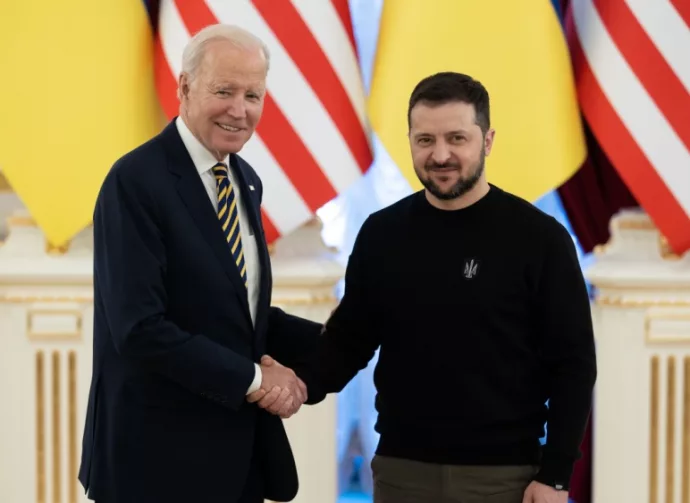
[160,122,252,325]
[229,155,272,341]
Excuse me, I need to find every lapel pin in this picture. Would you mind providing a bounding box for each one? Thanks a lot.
[249,185,255,191]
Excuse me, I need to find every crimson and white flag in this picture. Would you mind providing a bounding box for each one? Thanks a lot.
[568,0,690,252]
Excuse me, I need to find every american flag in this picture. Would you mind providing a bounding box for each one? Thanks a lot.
[567,0,690,253]
[152,0,373,243]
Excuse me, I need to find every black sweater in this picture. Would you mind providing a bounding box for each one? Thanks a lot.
[301,186,597,490]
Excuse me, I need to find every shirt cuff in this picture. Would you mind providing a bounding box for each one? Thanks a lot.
[534,451,575,491]
[246,363,262,395]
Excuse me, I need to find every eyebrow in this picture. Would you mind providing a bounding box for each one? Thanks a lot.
[211,82,264,92]
[413,129,469,139]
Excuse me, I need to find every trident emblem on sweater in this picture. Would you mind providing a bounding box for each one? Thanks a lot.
[463,259,479,279]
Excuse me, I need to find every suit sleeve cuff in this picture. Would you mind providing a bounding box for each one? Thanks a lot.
[534,452,575,491]
[246,364,262,395]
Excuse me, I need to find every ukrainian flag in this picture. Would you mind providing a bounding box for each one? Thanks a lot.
[368,0,586,202]
[0,1,161,247]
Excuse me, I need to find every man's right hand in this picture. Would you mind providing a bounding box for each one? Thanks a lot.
[247,355,307,418]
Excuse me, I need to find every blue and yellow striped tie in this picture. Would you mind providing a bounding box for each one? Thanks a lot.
[213,162,247,287]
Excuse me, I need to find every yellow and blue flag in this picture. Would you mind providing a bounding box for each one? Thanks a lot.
[368,0,586,202]
[0,1,162,247]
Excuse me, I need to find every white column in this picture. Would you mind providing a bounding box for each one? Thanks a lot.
[0,211,94,503]
[269,218,343,503]
[586,210,690,503]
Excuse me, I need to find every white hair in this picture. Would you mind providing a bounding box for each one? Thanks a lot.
[181,24,270,81]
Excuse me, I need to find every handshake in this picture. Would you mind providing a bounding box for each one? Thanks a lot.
[246,355,307,419]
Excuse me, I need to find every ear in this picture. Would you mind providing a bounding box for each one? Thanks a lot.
[483,129,496,156]
[177,72,190,102]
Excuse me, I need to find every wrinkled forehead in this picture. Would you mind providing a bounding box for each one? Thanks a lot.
[198,40,268,81]
[410,101,480,135]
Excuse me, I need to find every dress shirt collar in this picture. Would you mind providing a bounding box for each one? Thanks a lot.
[175,116,230,175]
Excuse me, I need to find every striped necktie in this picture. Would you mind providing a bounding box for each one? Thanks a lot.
[212,162,247,287]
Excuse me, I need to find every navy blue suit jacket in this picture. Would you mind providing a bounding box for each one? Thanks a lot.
[78,120,322,503]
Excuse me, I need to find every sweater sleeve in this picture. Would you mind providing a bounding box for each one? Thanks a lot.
[297,217,382,404]
[533,222,597,490]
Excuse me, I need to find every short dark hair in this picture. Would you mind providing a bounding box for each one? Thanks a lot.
[407,72,490,134]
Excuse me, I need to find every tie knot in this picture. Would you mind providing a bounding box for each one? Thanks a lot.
[211,162,228,176]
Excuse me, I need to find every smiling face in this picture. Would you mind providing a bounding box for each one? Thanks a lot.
[179,39,267,160]
[409,100,495,203]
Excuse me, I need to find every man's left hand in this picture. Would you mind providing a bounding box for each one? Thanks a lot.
[522,481,568,503]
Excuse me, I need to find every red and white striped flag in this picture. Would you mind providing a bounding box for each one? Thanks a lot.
[567,0,690,253]
[153,0,373,243]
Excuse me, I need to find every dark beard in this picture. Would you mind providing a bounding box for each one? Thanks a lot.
[419,153,485,201]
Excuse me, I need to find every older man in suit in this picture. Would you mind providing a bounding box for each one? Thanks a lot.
[78,24,322,503]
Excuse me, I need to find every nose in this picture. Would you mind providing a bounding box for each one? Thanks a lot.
[226,94,246,119]
[431,141,451,165]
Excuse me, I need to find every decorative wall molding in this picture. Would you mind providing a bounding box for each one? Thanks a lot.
[586,210,690,503]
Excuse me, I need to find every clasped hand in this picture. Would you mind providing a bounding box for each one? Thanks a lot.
[246,355,307,418]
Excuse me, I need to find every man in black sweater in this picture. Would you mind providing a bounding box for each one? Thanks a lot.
[250,72,597,503]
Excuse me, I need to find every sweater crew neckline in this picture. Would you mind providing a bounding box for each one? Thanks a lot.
[415,184,499,219]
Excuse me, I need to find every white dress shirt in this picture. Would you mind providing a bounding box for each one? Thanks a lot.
[176,117,262,394]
